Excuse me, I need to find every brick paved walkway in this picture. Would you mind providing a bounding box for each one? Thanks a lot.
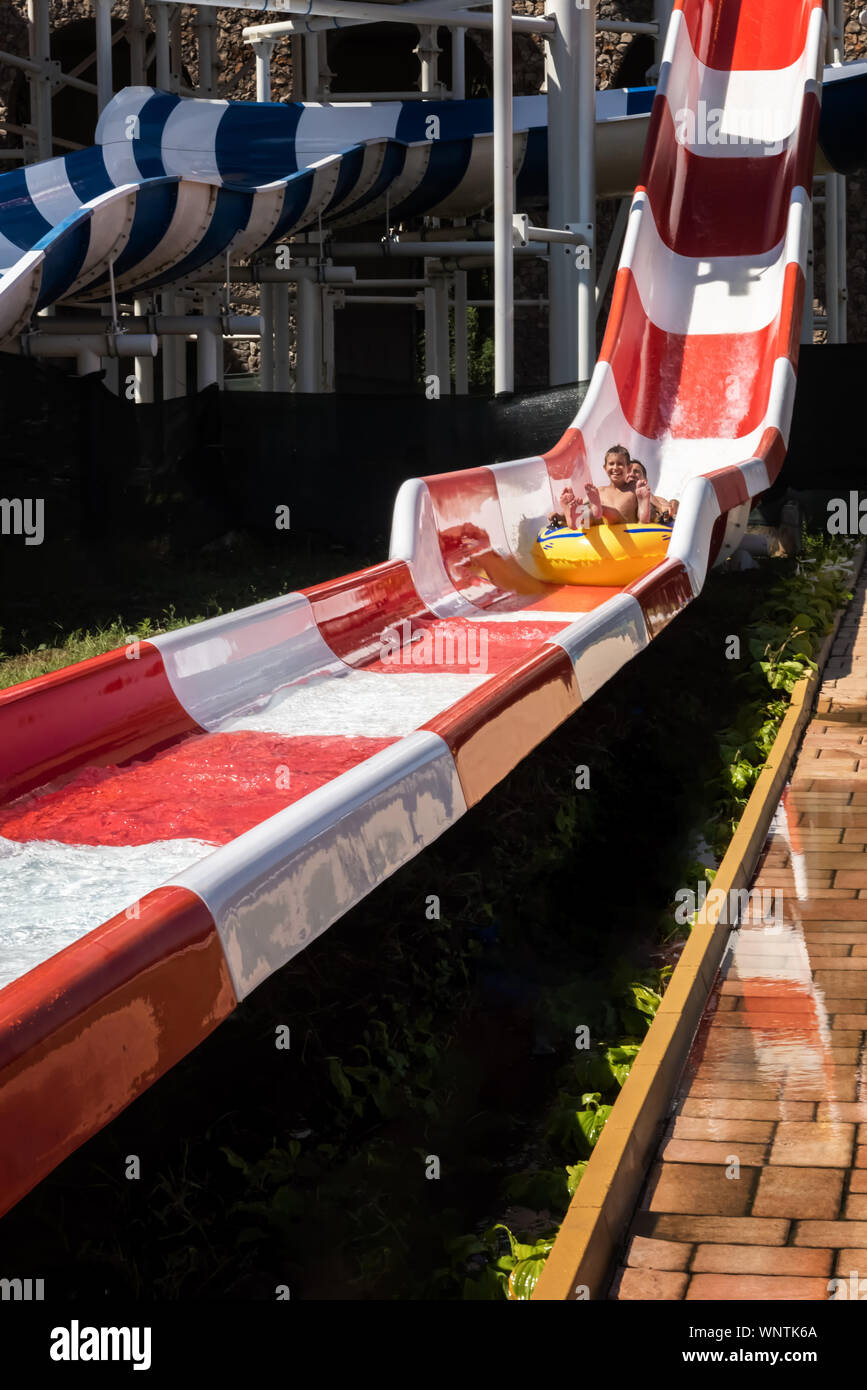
[611,575,867,1300]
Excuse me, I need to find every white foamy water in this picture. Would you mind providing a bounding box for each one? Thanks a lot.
[0,834,217,991]
[217,668,488,738]
[0,669,490,992]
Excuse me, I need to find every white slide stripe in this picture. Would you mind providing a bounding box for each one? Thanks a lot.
[176,729,467,1000]
[293,102,402,167]
[660,9,824,158]
[620,188,808,337]
[160,97,229,183]
[666,475,722,594]
[389,478,478,619]
[490,455,556,579]
[24,157,84,226]
[572,360,795,503]
[152,592,348,728]
[550,594,648,702]
[67,185,138,293]
[0,252,43,340]
[95,85,160,146]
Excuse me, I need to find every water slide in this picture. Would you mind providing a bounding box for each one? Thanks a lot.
[0,0,833,1219]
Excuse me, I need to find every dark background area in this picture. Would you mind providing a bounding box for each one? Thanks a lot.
[1,344,865,648]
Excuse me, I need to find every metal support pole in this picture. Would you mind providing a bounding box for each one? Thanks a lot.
[423,273,438,386]
[825,173,841,343]
[273,281,291,390]
[134,296,154,402]
[648,0,673,83]
[317,33,333,97]
[838,173,847,344]
[430,269,451,392]
[101,304,119,393]
[322,287,336,392]
[416,24,441,94]
[259,281,274,389]
[288,35,301,100]
[493,0,513,394]
[303,33,320,99]
[196,292,221,391]
[800,206,814,345]
[26,0,52,163]
[451,26,466,100]
[545,0,595,384]
[94,0,114,114]
[128,0,147,85]
[154,4,171,89]
[295,274,321,391]
[169,7,183,93]
[253,37,275,101]
[195,7,219,96]
[161,291,187,398]
[453,267,468,393]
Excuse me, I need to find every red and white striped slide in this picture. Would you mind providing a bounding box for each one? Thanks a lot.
[0,0,825,1217]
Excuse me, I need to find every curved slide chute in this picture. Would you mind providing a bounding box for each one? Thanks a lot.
[0,0,829,1219]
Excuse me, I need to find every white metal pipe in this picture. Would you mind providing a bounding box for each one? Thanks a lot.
[242,3,554,39]
[800,203,814,345]
[36,314,259,334]
[290,240,545,258]
[576,0,596,381]
[133,296,154,402]
[195,7,219,96]
[94,0,114,114]
[838,173,847,345]
[451,26,466,100]
[160,291,187,398]
[309,89,457,101]
[193,265,356,284]
[154,4,171,88]
[303,33,320,100]
[601,20,658,37]
[344,295,425,305]
[825,173,839,343]
[317,33,333,97]
[648,0,672,82]
[295,275,320,391]
[128,0,147,85]
[169,7,183,92]
[196,293,221,390]
[546,0,577,383]
[26,0,52,163]
[322,287,336,392]
[24,333,158,358]
[423,281,437,384]
[273,281,291,390]
[416,24,441,94]
[433,272,451,390]
[253,38,275,101]
[100,304,119,393]
[467,299,548,307]
[259,281,274,390]
[453,268,468,394]
[493,0,513,393]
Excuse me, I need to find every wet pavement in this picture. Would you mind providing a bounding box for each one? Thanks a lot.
[611,576,867,1300]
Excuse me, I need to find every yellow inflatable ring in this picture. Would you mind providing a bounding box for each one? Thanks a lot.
[533,520,672,587]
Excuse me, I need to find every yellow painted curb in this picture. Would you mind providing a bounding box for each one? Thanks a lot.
[533,542,866,1301]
